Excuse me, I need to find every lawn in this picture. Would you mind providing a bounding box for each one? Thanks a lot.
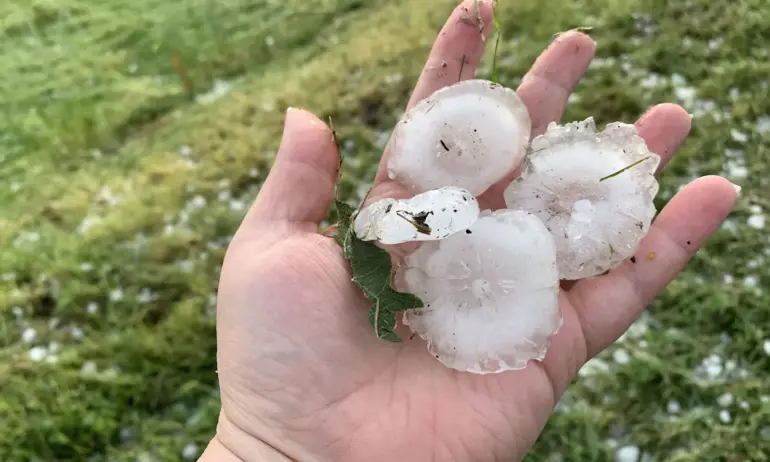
[1,0,768,460]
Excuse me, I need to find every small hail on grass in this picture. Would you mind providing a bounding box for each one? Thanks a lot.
[28,346,47,362]
[340,72,660,373]
[615,445,640,462]
[80,361,98,374]
[87,301,100,314]
[21,327,37,343]
[181,443,199,460]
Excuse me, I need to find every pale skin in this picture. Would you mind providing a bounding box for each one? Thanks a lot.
[199,1,739,461]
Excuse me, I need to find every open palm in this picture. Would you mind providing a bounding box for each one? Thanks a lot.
[205,1,738,461]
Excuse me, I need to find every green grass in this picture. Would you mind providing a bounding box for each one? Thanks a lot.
[1,0,769,460]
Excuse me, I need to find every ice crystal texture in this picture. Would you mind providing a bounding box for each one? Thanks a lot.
[503,117,661,279]
[353,187,479,244]
[386,79,531,196]
[396,209,561,373]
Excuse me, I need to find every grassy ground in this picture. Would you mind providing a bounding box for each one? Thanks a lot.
[1,0,769,460]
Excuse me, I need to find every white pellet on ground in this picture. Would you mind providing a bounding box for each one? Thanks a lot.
[613,348,631,365]
[730,129,748,143]
[748,214,765,229]
[87,301,99,314]
[354,187,479,244]
[71,326,84,340]
[763,339,770,355]
[719,409,732,424]
[386,79,531,196]
[397,209,561,373]
[119,427,135,443]
[717,393,734,407]
[138,287,153,303]
[667,400,681,414]
[109,288,123,302]
[615,445,640,462]
[80,361,98,374]
[21,327,36,343]
[181,443,199,460]
[28,346,47,362]
[697,354,723,380]
[756,116,770,134]
[504,117,660,279]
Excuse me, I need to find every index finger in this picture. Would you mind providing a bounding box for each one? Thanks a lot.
[374,0,496,183]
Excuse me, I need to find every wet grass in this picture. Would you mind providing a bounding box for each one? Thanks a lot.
[1,0,768,460]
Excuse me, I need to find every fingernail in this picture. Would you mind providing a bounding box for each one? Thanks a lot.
[731,182,742,195]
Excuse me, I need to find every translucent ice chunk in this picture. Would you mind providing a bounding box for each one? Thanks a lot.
[396,209,561,374]
[503,117,661,280]
[353,187,480,244]
[386,79,531,196]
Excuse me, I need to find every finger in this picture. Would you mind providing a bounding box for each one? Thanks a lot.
[244,108,339,232]
[374,0,495,183]
[634,103,692,171]
[406,0,496,110]
[516,31,596,137]
[480,31,595,205]
[569,175,739,358]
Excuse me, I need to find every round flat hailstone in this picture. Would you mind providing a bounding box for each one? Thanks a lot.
[396,209,561,374]
[504,117,661,280]
[386,79,531,196]
[353,187,480,244]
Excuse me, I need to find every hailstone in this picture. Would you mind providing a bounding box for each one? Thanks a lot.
[353,186,480,244]
[386,79,531,196]
[503,117,661,280]
[396,209,561,374]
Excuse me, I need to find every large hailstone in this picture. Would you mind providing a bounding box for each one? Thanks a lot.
[386,79,531,196]
[396,209,561,374]
[503,117,661,280]
[353,187,480,244]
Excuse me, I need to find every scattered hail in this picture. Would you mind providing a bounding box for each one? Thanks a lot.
[355,78,659,374]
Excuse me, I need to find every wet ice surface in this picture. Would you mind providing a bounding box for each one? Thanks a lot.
[396,209,561,374]
[353,187,479,244]
[386,79,531,196]
[504,117,660,280]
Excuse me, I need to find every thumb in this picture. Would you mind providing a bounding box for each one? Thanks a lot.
[242,107,340,235]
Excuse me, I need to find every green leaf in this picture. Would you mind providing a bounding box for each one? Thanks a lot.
[333,199,424,342]
[368,303,400,343]
[333,199,355,248]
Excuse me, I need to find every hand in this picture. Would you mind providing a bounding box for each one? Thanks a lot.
[201,1,738,460]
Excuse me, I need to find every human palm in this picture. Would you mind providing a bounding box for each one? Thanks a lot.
[204,2,738,461]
